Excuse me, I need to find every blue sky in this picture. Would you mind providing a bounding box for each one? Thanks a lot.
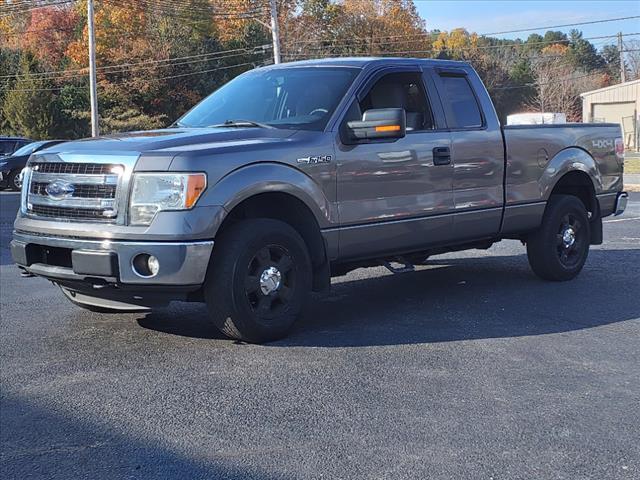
[414,0,640,46]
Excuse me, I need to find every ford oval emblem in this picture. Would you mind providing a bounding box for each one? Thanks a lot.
[45,180,75,200]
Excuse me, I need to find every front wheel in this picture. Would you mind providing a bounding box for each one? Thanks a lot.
[204,219,312,343]
[526,195,591,281]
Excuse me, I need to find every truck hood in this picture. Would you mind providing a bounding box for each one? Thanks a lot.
[40,127,298,156]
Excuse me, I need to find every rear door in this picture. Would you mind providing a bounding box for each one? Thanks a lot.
[335,66,454,260]
[431,68,504,240]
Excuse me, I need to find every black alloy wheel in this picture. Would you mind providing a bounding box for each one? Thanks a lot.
[527,194,591,281]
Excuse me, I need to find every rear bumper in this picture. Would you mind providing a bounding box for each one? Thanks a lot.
[598,191,628,217]
[613,191,628,216]
[11,231,213,287]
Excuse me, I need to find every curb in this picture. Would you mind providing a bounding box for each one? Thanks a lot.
[624,184,640,192]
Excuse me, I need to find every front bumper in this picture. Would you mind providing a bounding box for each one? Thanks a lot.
[11,231,213,287]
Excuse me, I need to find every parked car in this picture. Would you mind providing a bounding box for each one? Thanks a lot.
[0,136,32,159]
[0,140,65,191]
[11,58,627,343]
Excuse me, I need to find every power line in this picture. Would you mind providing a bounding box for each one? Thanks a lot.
[0,0,75,17]
[0,45,270,80]
[290,15,640,47]
[282,32,640,60]
[103,0,269,19]
[479,15,640,36]
[3,58,268,92]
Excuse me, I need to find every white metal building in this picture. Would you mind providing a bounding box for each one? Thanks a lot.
[581,80,640,151]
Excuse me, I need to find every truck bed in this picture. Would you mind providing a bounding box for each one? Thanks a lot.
[503,123,624,206]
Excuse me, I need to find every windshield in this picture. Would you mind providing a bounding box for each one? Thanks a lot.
[12,141,43,157]
[177,66,360,131]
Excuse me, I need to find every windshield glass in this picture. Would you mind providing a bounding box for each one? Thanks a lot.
[12,141,43,157]
[177,67,360,131]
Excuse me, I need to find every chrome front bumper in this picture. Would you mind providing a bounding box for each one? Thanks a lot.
[11,231,213,286]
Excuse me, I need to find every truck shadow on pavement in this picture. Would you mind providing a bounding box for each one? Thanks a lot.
[0,393,286,480]
[137,249,640,347]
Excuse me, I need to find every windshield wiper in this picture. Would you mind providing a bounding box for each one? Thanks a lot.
[208,119,274,129]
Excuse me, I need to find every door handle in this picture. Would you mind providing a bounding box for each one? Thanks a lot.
[433,147,451,165]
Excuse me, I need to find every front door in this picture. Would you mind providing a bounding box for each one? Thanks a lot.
[335,68,455,260]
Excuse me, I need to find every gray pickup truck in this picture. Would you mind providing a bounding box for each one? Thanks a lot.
[12,58,628,342]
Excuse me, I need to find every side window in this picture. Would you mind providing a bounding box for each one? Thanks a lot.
[438,75,483,129]
[0,141,16,156]
[360,72,434,131]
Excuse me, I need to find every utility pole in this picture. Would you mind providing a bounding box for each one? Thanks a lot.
[269,0,281,64]
[87,0,99,137]
[618,32,626,83]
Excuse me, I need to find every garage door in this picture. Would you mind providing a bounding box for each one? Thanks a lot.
[591,102,636,123]
[592,102,637,149]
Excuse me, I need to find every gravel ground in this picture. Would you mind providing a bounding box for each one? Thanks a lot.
[1,191,639,479]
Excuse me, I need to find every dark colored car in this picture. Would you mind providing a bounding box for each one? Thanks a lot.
[0,140,64,191]
[0,137,32,158]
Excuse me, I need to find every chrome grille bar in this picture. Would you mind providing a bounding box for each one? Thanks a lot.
[30,162,119,175]
[30,172,119,185]
[23,153,139,224]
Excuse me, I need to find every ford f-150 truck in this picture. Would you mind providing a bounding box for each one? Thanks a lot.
[11,58,628,342]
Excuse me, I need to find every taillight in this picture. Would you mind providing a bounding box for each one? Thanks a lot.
[615,137,625,160]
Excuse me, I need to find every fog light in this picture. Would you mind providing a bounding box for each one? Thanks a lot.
[147,255,160,276]
[132,253,160,278]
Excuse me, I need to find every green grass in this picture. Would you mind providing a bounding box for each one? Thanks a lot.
[625,157,640,174]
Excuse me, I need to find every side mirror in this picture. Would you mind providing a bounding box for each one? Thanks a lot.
[346,108,406,142]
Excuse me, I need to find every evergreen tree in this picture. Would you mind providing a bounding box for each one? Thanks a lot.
[1,55,54,138]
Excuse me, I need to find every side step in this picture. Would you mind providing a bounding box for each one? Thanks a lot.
[382,258,415,274]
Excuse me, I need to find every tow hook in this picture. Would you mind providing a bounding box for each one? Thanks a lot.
[19,267,35,278]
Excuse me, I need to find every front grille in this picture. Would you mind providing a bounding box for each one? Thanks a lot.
[30,162,118,175]
[30,182,117,199]
[26,161,124,222]
[30,205,116,220]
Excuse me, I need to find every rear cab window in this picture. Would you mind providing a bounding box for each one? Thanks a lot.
[436,73,484,129]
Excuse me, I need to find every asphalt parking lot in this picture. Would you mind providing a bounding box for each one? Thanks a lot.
[1,191,639,479]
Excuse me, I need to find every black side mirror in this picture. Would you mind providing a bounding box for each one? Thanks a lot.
[346,108,406,142]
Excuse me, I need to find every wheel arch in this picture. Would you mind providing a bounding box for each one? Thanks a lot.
[543,148,602,244]
[207,164,333,292]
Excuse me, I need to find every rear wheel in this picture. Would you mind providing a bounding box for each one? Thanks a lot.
[526,195,591,281]
[204,219,311,343]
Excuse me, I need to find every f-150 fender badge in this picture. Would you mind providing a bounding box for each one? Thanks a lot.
[297,155,332,164]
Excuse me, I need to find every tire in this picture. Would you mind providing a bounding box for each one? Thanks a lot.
[526,194,591,281]
[7,170,21,192]
[204,219,312,343]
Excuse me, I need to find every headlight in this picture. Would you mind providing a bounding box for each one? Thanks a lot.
[129,173,206,225]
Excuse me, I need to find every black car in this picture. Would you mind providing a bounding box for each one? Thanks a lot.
[0,140,64,191]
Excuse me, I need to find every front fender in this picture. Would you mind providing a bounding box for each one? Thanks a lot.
[199,162,335,229]
[540,147,602,199]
